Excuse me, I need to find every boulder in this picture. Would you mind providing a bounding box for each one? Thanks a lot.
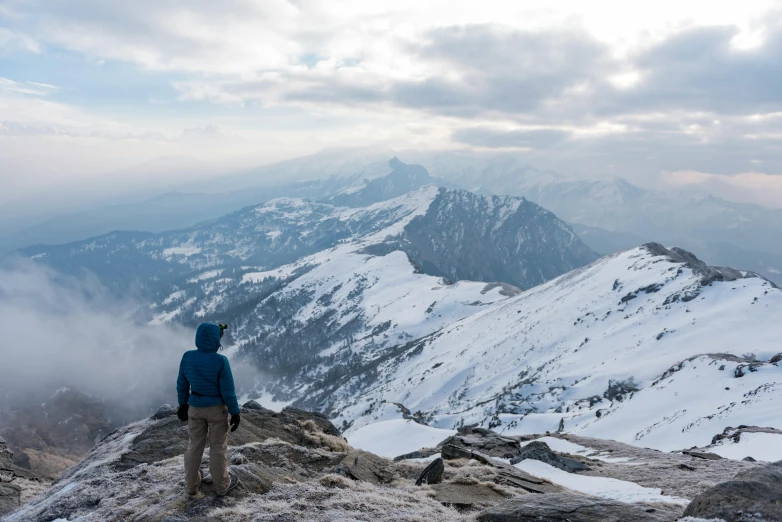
[430,483,508,507]
[415,458,444,485]
[151,404,177,420]
[494,469,562,494]
[394,448,439,462]
[682,461,782,522]
[440,443,562,494]
[510,441,590,473]
[683,450,724,460]
[438,427,521,459]
[335,450,394,484]
[477,492,671,522]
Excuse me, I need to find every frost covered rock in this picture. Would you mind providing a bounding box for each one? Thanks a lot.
[0,482,22,518]
[682,461,782,522]
[439,427,522,459]
[510,440,590,473]
[151,404,177,420]
[335,450,394,484]
[477,492,672,522]
[430,482,508,507]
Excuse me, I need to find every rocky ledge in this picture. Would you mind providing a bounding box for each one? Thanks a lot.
[5,412,782,521]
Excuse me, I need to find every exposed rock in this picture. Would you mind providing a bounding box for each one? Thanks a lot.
[440,442,562,494]
[394,448,439,461]
[683,450,724,461]
[0,438,21,517]
[430,483,508,507]
[493,469,562,494]
[510,441,590,473]
[116,405,343,471]
[477,492,671,522]
[151,404,177,420]
[643,243,768,287]
[11,406,352,521]
[743,456,757,462]
[335,450,394,485]
[683,461,782,522]
[438,427,521,459]
[415,457,444,485]
[711,425,782,446]
[0,482,22,517]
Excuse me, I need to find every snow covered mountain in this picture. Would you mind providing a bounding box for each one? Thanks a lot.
[319,244,781,454]
[16,183,595,406]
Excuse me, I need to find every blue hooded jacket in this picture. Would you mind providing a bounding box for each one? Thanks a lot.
[177,322,240,415]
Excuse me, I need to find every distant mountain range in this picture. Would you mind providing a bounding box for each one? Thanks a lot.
[14,172,595,403]
[3,150,781,287]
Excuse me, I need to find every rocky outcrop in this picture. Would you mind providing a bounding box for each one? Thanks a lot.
[439,433,563,495]
[115,403,346,471]
[335,450,394,485]
[430,482,509,507]
[477,492,671,522]
[510,440,590,472]
[415,458,444,485]
[0,437,22,517]
[711,425,782,446]
[643,243,771,287]
[394,448,439,461]
[682,461,782,522]
[439,426,522,459]
[682,450,724,461]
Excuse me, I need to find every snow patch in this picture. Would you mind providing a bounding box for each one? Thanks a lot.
[347,419,455,459]
[515,459,689,505]
[709,432,782,462]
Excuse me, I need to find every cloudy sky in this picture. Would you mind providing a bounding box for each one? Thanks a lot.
[2,0,781,202]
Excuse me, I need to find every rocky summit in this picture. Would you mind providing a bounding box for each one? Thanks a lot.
[6,406,782,521]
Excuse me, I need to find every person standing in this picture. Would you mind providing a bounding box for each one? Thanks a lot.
[177,322,241,496]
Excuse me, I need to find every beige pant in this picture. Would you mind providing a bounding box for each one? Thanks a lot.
[184,404,230,494]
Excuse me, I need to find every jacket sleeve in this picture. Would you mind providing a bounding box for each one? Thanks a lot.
[176,354,190,406]
[219,357,241,415]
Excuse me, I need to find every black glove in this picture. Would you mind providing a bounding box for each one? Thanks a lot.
[177,404,189,422]
[230,413,240,432]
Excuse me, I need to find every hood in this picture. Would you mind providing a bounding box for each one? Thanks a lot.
[195,322,222,353]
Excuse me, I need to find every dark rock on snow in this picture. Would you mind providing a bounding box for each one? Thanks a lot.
[477,492,670,522]
[440,438,563,495]
[394,448,439,461]
[439,426,522,459]
[683,449,724,461]
[683,461,782,522]
[509,440,590,473]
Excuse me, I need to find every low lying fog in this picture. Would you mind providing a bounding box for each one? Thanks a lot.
[0,260,258,425]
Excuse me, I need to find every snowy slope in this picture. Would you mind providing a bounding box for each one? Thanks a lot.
[331,244,780,453]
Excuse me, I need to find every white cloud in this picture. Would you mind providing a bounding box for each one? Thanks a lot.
[658,170,782,208]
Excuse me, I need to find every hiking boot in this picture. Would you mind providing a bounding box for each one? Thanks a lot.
[216,471,240,497]
[186,470,206,496]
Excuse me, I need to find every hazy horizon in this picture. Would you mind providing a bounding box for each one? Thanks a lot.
[2,1,782,209]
